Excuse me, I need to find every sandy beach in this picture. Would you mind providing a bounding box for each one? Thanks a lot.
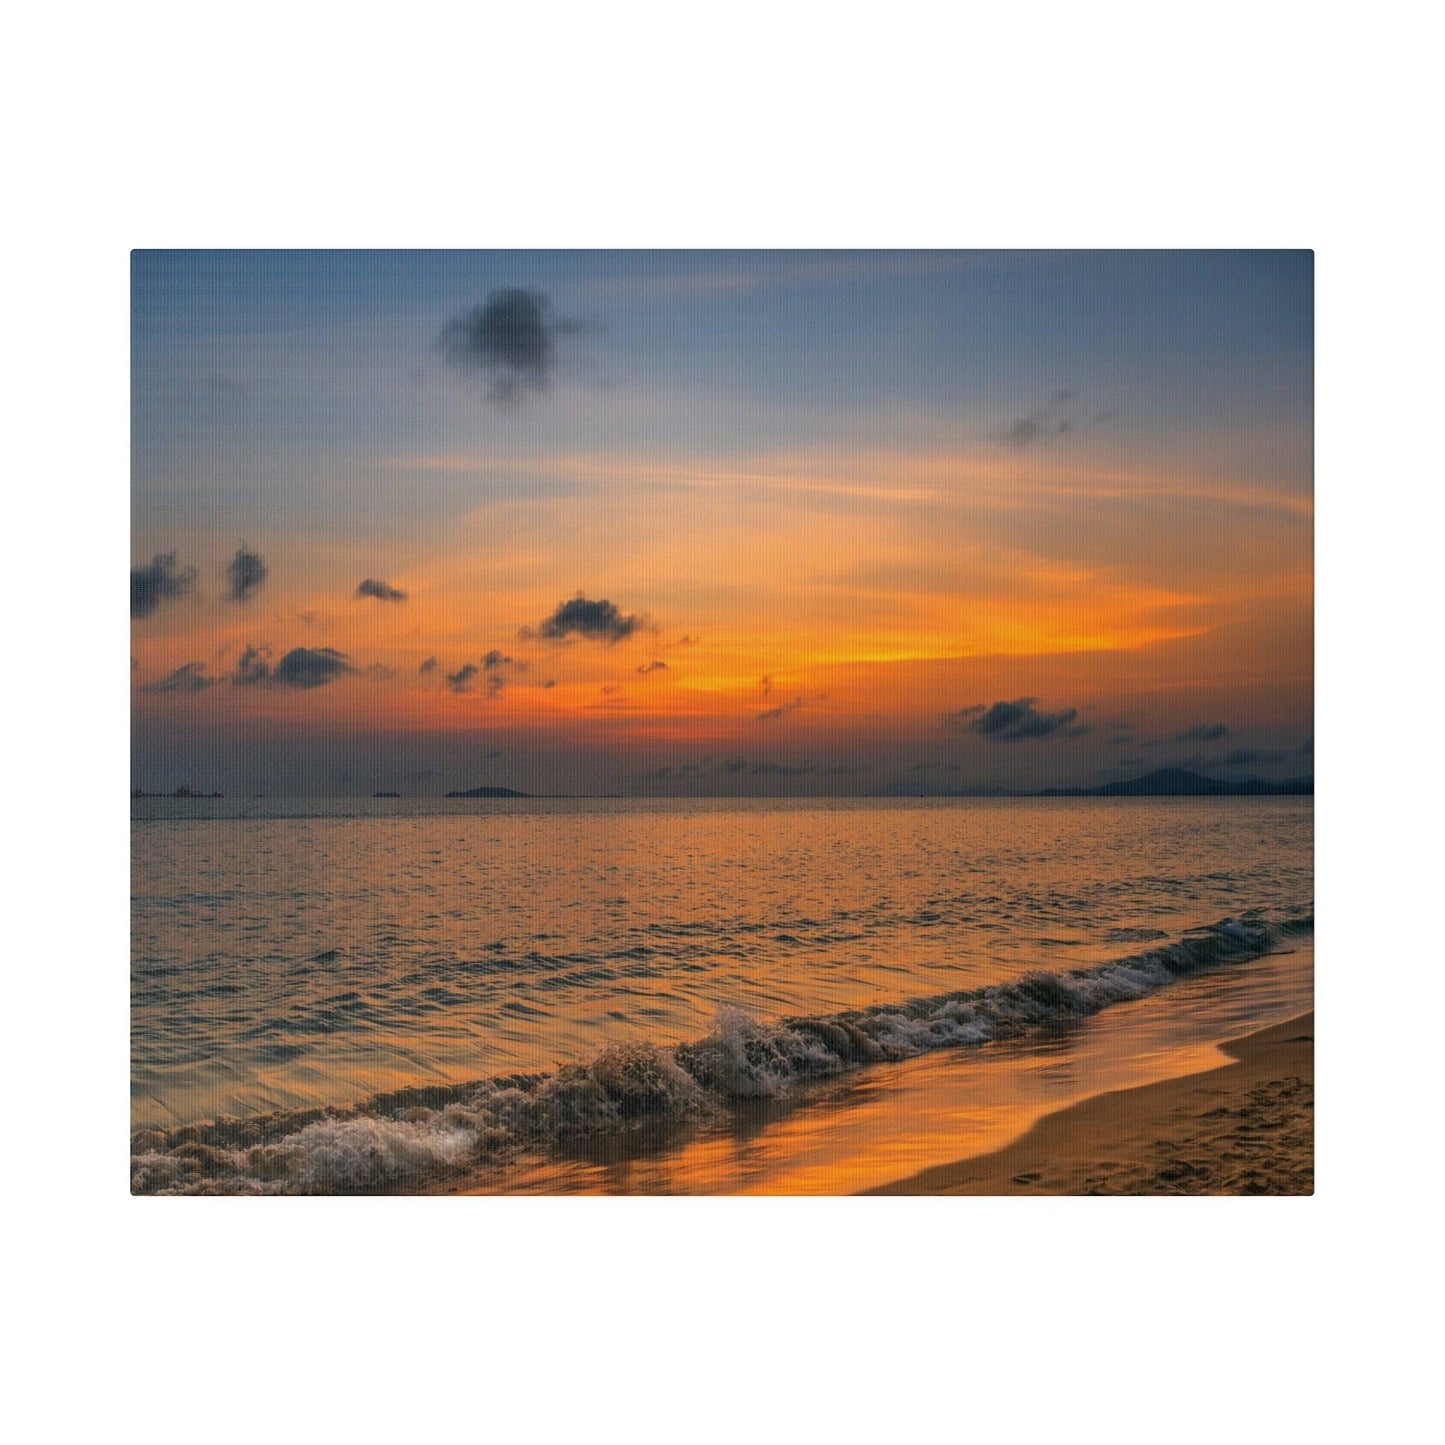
[867,1012,1313,1195]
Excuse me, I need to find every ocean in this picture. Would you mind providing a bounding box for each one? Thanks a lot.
[130,795,1313,1194]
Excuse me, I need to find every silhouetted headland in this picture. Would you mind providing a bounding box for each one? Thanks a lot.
[1038,768,1312,797]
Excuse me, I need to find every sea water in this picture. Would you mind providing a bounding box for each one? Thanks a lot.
[131,796,1312,1193]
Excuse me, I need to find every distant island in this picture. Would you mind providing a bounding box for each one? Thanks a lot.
[131,787,224,799]
[373,791,401,798]
[443,785,531,798]
[1038,768,1313,797]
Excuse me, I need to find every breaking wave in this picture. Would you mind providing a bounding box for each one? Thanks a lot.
[132,911,1309,1195]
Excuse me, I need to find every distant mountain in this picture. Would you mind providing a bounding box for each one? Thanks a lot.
[1039,768,1313,797]
[443,785,531,798]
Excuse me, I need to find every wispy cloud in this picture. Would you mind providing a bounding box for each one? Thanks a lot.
[445,663,479,693]
[1177,723,1230,742]
[141,662,218,694]
[992,391,1115,450]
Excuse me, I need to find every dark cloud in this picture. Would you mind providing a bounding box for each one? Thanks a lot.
[437,288,584,404]
[131,553,196,618]
[141,662,218,694]
[232,645,272,687]
[419,656,438,675]
[273,647,354,689]
[1177,723,1230,742]
[528,594,643,644]
[637,660,668,675]
[944,698,1090,742]
[992,390,1112,450]
[481,650,527,697]
[225,545,267,603]
[446,663,479,694]
[758,697,804,721]
[638,754,864,783]
[1223,748,1291,768]
[357,578,407,603]
[757,692,826,722]
[232,645,355,689]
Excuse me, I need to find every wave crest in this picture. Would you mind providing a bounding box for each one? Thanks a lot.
[132,912,1307,1195]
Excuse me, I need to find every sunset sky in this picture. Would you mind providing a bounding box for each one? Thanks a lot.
[131,250,1312,796]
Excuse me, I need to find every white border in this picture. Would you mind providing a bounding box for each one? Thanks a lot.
[9,3,1436,1439]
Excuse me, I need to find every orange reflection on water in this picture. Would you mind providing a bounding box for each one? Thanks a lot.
[449,938,1311,1196]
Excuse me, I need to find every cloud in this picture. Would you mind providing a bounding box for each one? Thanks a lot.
[366,663,397,680]
[446,663,479,693]
[225,545,267,603]
[637,660,668,675]
[131,553,196,618]
[750,760,817,776]
[992,390,1113,450]
[141,662,218,694]
[1223,748,1291,768]
[527,594,643,644]
[756,691,825,722]
[757,697,805,721]
[232,645,355,689]
[944,698,1090,742]
[436,288,584,404]
[273,647,354,689]
[419,656,438,675]
[1177,723,1230,742]
[232,645,272,686]
[481,649,527,697]
[760,675,774,698]
[357,578,407,603]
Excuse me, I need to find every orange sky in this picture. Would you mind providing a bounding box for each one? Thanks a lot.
[132,251,1312,794]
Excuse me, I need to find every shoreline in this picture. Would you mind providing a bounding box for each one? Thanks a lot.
[865,1011,1313,1196]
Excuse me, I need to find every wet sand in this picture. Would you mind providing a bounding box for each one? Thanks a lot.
[866,1012,1313,1195]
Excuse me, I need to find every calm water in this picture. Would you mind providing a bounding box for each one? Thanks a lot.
[131,796,1312,1192]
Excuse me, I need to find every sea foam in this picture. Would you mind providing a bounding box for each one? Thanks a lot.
[132,912,1308,1194]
